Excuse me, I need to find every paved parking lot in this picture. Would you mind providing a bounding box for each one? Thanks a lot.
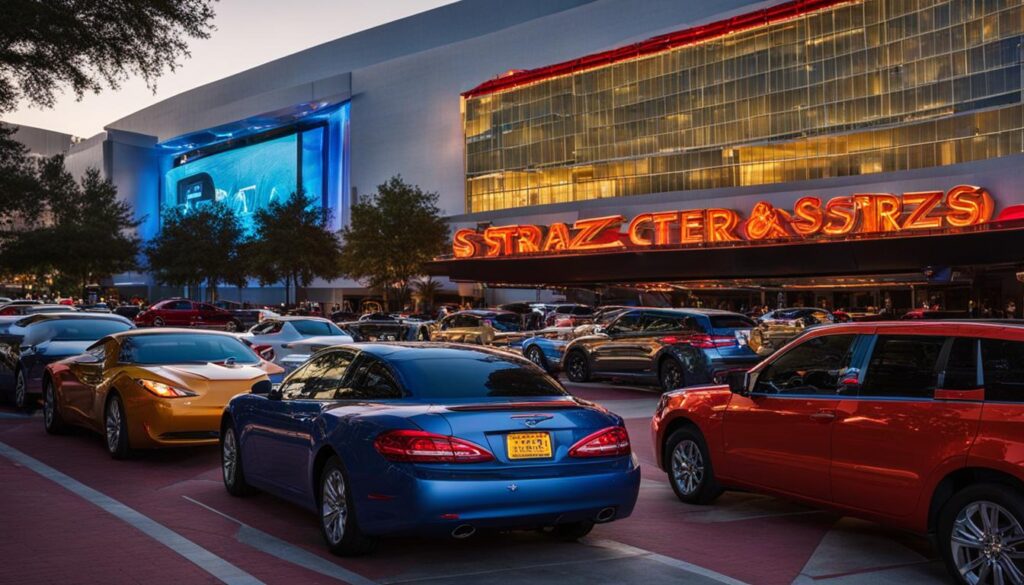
[0,381,948,585]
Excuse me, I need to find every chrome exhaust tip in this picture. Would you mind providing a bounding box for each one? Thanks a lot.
[595,507,616,523]
[451,524,476,539]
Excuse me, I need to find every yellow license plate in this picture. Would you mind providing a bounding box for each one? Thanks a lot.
[506,432,552,460]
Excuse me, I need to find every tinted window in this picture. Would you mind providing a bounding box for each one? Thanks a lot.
[120,334,259,365]
[608,311,643,334]
[570,306,594,315]
[488,314,521,332]
[643,314,687,333]
[290,320,343,336]
[943,337,980,390]
[861,335,945,398]
[28,319,132,344]
[345,357,403,399]
[709,315,756,330]
[391,354,567,399]
[754,334,857,395]
[982,338,1024,402]
[165,301,192,311]
[450,314,479,328]
[281,350,354,400]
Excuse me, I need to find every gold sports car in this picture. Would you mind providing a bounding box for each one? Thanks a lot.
[42,329,283,458]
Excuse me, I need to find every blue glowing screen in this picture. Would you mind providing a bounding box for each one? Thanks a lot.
[162,130,324,233]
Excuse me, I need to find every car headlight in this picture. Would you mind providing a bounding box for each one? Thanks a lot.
[138,379,197,398]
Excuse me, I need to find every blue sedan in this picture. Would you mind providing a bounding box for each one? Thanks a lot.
[220,343,640,556]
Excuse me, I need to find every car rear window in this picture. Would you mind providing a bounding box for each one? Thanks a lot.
[392,355,566,399]
[291,320,343,336]
[121,334,259,365]
[710,315,756,329]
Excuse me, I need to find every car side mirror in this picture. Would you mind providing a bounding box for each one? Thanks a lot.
[251,380,272,395]
[727,370,750,395]
[267,384,283,400]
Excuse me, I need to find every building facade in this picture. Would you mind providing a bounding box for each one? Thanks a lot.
[14,0,1024,312]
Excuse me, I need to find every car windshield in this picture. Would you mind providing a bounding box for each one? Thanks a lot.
[291,320,344,336]
[393,354,567,398]
[47,319,132,341]
[122,334,259,365]
[488,314,522,332]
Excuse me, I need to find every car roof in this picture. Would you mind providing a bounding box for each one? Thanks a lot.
[329,342,533,364]
[18,313,131,325]
[453,309,516,317]
[109,328,242,339]
[266,316,333,322]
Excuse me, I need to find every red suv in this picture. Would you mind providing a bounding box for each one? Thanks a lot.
[135,298,242,331]
[652,321,1024,585]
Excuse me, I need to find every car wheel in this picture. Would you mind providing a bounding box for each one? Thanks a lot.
[659,358,685,393]
[552,520,594,541]
[225,320,240,332]
[939,483,1024,585]
[105,394,131,459]
[565,351,590,383]
[13,369,29,409]
[42,378,66,435]
[319,456,376,556]
[222,422,257,496]
[525,346,548,370]
[152,317,165,327]
[665,427,722,505]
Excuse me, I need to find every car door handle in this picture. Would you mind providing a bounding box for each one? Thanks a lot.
[809,411,836,422]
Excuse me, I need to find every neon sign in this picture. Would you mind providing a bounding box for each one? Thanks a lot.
[452,185,996,259]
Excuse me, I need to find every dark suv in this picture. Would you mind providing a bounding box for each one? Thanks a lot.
[562,308,759,391]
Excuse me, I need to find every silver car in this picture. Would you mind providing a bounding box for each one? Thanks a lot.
[241,316,353,366]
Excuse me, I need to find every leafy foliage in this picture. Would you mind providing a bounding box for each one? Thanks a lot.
[144,202,243,299]
[250,191,342,304]
[0,0,216,113]
[339,176,449,310]
[2,158,140,291]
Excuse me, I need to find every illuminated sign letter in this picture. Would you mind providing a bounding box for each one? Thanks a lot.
[705,209,740,242]
[945,185,994,227]
[822,196,857,236]
[680,210,705,244]
[628,213,653,246]
[744,201,790,240]
[570,216,627,251]
[515,225,543,253]
[542,223,572,252]
[790,197,823,236]
[902,191,943,230]
[452,229,478,258]
[483,226,518,257]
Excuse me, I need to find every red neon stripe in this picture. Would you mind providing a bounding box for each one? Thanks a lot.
[463,0,854,98]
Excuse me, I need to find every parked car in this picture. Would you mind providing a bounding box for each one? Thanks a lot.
[336,318,431,342]
[430,310,523,346]
[213,300,279,329]
[43,329,283,458]
[0,313,134,408]
[562,308,758,392]
[748,307,836,356]
[518,327,576,372]
[20,304,79,315]
[134,298,243,331]
[113,305,143,320]
[219,343,640,555]
[242,317,354,366]
[0,300,43,315]
[545,304,595,327]
[652,320,1024,585]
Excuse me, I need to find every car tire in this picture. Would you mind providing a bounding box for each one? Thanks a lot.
[105,393,131,460]
[221,422,257,496]
[525,346,548,371]
[553,520,594,541]
[152,317,165,327]
[319,456,376,556]
[565,350,591,383]
[665,426,722,505]
[659,358,685,393]
[42,378,67,435]
[938,483,1024,585]
[13,368,30,409]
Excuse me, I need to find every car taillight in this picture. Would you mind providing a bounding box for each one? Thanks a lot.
[252,344,274,361]
[660,334,737,348]
[569,426,631,458]
[374,430,494,463]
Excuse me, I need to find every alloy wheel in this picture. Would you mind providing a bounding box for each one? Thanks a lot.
[526,347,545,368]
[321,469,348,545]
[951,500,1024,584]
[661,361,682,391]
[14,371,26,408]
[567,354,586,381]
[106,399,122,453]
[222,430,237,486]
[43,383,54,427]
[671,439,705,496]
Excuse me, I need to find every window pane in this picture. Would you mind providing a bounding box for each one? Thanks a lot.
[755,334,857,395]
[943,337,979,390]
[982,338,1024,402]
[345,359,403,399]
[282,350,354,400]
[861,335,945,398]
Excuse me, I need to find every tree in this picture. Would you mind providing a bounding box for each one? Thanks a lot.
[250,192,342,306]
[145,203,243,300]
[0,1,216,114]
[412,277,443,313]
[339,176,450,311]
[2,158,141,292]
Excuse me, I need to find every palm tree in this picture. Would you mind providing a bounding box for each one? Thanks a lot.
[412,277,443,313]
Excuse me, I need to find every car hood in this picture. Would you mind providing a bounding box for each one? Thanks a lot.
[138,363,270,385]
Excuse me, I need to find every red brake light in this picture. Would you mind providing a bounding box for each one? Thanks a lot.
[374,430,494,463]
[661,334,737,348]
[569,426,631,458]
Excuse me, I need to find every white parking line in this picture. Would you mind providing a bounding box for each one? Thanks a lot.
[0,441,264,585]
[583,538,752,585]
[183,495,379,585]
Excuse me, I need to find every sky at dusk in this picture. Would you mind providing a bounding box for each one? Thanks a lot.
[4,0,458,138]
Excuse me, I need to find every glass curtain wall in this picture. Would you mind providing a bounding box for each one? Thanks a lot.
[464,0,1024,213]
